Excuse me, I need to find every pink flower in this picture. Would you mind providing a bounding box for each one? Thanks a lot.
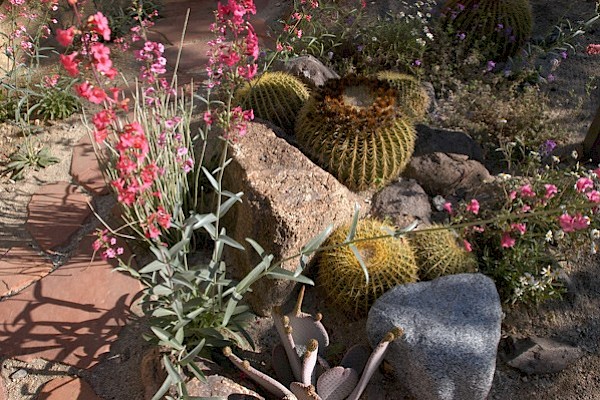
[559,213,575,232]
[511,223,527,235]
[90,42,116,78]
[466,199,479,215]
[572,214,590,230]
[586,44,600,55]
[501,232,516,248]
[463,240,472,252]
[56,27,76,47]
[544,184,558,199]
[509,190,517,201]
[203,111,213,125]
[88,12,111,41]
[520,184,536,198]
[245,25,259,59]
[587,190,600,203]
[156,206,171,229]
[521,204,531,213]
[575,177,594,193]
[75,82,107,104]
[60,52,79,76]
[443,202,453,214]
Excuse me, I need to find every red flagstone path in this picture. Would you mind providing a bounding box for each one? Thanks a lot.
[0,1,281,398]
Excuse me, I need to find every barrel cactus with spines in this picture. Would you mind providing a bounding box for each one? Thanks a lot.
[410,225,478,280]
[440,0,533,61]
[375,71,430,122]
[317,218,419,317]
[235,71,310,131]
[295,75,416,191]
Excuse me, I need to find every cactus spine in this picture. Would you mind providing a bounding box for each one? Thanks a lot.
[317,218,419,316]
[235,71,310,131]
[375,71,430,122]
[410,225,478,280]
[295,75,416,191]
[441,0,533,60]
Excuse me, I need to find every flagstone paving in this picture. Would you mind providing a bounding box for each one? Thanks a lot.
[0,1,280,398]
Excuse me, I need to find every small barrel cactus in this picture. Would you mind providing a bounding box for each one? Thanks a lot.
[440,0,533,60]
[374,71,430,122]
[409,225,478,280]
[295,75,416,191]
[235,71,310,132]
[317,218,419,317]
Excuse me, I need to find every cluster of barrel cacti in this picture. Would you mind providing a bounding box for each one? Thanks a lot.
[440,0,533,60]
[316,219,478,317]
[235,71,430,192]
[224,286,404,400]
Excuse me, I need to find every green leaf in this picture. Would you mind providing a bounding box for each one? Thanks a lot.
[180,338,206,366]
[186,361,207,383]
[151,327,184,351]
[245,238,266,257]
[301,224,333,254]
[150,374,172,400]
[139,260,167,274]
[218,233,245,250]
[152,284,173,296]
[346,203,361,242]
[349,243,369,285]
[221,295,240,327]
[219,192,243,216]
[163,355,183,383]
[202,166,220,191]
[267,267,314,285]
[235,255,273,291]
[152,308,177,318]
[190,213,217,230]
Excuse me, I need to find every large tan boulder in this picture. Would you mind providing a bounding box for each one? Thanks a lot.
[222,122,370,316]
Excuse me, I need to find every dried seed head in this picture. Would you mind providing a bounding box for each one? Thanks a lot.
[390,326,404,339]
[307,339,318,352]
[282,315,290,327]
[223,346,232,356]
[242,360,251,370]
[314,312,323,322]
[285,325,293,335]
[383,332,395,342]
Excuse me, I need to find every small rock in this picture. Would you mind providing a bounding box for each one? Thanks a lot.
[502,336,583,375]
[10,369,27,380]
[367,273,502,400]
[274,55,340,88]
[371,178,431,228]
[403,152,492,197]
[414,125,484,162]
[186,375,264,399]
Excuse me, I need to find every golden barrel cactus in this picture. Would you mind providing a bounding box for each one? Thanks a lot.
[441,0,533,60]
[295,75,416,191]
[409,225,478,280]
[235,71,310,131]
[375,71,430,122]
[317,218,419,317]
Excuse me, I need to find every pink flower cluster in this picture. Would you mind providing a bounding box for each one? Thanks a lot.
[586,44,600,56]
[57,11,175,242]
[205,0,258,138]
[93,229,125,261]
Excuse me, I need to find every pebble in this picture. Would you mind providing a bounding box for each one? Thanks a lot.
[10,368,28,380]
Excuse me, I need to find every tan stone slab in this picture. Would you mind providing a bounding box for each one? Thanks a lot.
[70,135,108,196]
[37,376,102,400]
[0,235,142,369]
[0,373,7,400]
[0,246,53,298]
[26,183,92,253]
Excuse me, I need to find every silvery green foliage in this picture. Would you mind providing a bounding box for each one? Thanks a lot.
[224,287,404,400]
[116,147,332,400]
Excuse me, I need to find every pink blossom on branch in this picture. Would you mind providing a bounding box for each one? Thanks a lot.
[60,52,80,76]
[586,44,600,55]
[466,199,479,215]
[56,27,76,47]
[501,232,516,248]
[87,12,111,41]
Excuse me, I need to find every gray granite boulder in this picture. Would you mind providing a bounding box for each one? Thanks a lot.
[367,273,502,400]
[222,122,369,316]
[371,178,431,229]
